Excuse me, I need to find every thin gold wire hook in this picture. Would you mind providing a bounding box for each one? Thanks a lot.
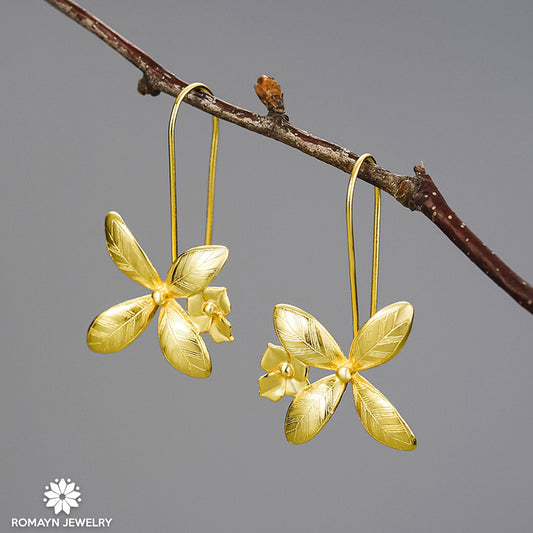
[168,82,219,262]
[346,153,381,336]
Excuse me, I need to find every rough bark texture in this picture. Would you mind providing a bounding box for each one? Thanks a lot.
[43,0,533,314]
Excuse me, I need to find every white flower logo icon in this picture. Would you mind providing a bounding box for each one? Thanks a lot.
[43,478,81,515]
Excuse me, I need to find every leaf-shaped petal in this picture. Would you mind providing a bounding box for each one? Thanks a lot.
[87,295,157,353]
[285,374,346,444]
[349,301,414,371]
[274,305,346,370]
[166,246,229,297]
[158,299,211,378]
[352,373,417,451]
[105,212,162,290]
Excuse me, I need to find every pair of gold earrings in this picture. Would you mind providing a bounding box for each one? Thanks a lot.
[87,83,416,451]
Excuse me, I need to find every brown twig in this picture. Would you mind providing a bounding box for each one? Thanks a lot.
[43,0,533,314]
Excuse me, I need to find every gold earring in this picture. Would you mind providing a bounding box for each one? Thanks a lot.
[87,83,233,378]
[258,154,417,450]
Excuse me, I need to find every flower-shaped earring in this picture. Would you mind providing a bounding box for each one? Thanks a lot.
[87,83,233,378]
[259,154,417,450]
[269,301,415,448]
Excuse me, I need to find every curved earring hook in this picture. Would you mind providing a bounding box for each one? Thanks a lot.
[346,153,381,336]
[168,82,219,262]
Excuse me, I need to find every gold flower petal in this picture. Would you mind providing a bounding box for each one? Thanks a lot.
[188,314,212,334]
[201,287,231,315]
[258,373,286,402]
[284,374,346,444]
[186,292,205,316]
[349,301,414,371]
[284,377,310,397]
[260,343,289,372]
[166,245,229,297]
[87,295,157,353]
[291,357,309,382]
[104,212,162,291]
[209,316,234,343]
[352,373,416,451]
[218,288,231,315]
[158,299,211,378]
[274,304,346,370]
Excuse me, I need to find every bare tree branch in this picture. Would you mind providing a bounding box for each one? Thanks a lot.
[43,0,533,314]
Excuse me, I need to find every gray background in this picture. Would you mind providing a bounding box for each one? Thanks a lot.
[2,1,532,531]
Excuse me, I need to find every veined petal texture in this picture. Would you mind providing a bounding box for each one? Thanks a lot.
[285,374,346,444]
[349,301,414,371]
[274,305,346,370]
[166,246,229,297]
[87,295,157,353]
[158,299,211,378]
[352,373,416,451]
[105,212,162,290]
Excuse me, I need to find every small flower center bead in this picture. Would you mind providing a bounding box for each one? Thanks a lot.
[151,289,166,306]
[202,301,217,317]
[278,362,295,378]
[336,365,352,383]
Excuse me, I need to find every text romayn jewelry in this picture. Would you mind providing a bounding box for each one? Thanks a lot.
[258,154,417,450]
[87,83,233,378]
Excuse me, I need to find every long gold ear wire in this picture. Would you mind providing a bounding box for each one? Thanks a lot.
[346,153,380,335]
[168,82,219,261]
